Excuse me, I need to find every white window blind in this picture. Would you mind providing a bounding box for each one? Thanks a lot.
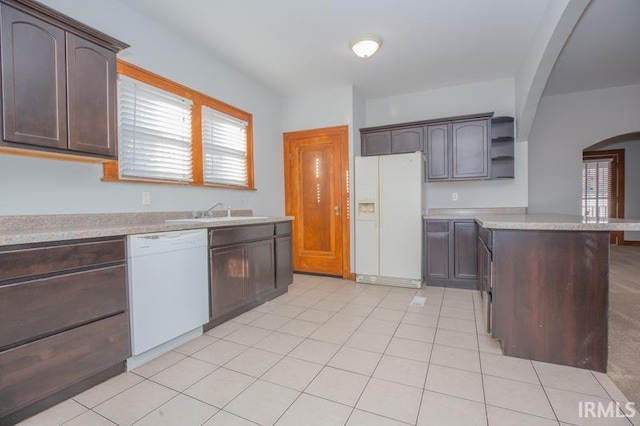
[582,159,612,218]
[202,106,248,187]
[118,75,194,182]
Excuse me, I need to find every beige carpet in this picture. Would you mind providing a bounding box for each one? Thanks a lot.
[608,245,640,404]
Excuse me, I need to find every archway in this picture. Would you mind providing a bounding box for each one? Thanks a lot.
[584,132,640,245]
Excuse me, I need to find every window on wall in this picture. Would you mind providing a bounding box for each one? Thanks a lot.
[582,149,626,245]
[202,106,249,187]
[582,159,611,219]
[103,61,255,190]
[118,75,194,182]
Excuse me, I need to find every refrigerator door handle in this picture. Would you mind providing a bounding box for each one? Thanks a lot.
[373,205,378,229]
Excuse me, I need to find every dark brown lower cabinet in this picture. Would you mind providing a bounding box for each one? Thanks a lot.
[0,314,129,422]
[0,237,129,425]
[453,222,478,279]
[247,239,275,300]
[424,221,449,280]
[491,229,609,372]
[206,221,293,329]
[209,243,248,319]
[275,221,293,290]
[424,219,477,289]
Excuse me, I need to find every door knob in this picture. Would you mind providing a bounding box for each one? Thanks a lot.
[334,205,340,215]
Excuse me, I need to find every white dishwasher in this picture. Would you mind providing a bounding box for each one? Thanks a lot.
[127,229,209,366]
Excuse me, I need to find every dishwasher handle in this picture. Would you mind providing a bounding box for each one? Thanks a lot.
[128,230,208,257]
[137,232,196,241]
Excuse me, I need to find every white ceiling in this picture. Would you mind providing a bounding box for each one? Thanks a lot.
[544,0,640,96]
[120,0,550,98]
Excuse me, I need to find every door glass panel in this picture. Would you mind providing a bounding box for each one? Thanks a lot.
[300,145,332,252]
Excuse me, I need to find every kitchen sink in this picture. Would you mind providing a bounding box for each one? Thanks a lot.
[166,216,267,224]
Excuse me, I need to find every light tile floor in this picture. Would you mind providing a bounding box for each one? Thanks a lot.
[19,274,638,426]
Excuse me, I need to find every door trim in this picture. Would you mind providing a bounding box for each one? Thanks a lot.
[283,125,351,279]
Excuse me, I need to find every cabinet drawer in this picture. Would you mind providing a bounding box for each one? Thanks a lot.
[275,221,292,236]
[426,220,449,232]
[210,224,274,246]
[0,313,130,418]
[0,239,125,282]
[0,265,127,349]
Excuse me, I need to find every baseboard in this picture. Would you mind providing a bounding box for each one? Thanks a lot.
[621,240,640,246]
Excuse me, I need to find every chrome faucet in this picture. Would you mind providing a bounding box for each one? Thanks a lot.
[204,202,224,217]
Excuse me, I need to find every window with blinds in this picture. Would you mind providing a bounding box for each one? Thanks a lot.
[582,159,612,218]
[118,75,194,182]
[202,106,248,187]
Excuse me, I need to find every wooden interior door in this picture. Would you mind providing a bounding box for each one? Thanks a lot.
[284,126,350,277]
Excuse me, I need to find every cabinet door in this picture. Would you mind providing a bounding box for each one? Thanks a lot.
[362,131,391,156]
[275,236,293,289]
[247,239,275,299]
[391,128,422,153]
[0,5,67,149]
[425,221,450,280]
[209,244,247,319]
[66,33,117,157]
[451,120,488,179]
[453,221,478,280]
[425,125,449,180]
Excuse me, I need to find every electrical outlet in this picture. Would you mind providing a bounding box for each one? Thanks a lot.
[452,192,459,201]
[142,192,151,205]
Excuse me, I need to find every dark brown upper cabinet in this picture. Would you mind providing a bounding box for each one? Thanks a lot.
[451,119,489,179]
[360,113,492,181]
[361,127,423,156]
[425,124,449,180]
[391,127,422,153]
[362,131,391,156]
[66,34,117,157]
[1,5,67,149]
[426,117,490,181]
[490,116,515,179]
[0,0,127,161]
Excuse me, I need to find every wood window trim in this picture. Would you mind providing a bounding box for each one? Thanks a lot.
[583,149,625,244]
[103,60,255,191]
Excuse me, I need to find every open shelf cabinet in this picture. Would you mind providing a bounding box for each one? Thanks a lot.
[490,117,515,179]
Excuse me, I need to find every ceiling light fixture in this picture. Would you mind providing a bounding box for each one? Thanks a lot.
[351,36,381,59]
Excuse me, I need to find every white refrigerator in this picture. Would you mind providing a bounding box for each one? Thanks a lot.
[355,151,424,288]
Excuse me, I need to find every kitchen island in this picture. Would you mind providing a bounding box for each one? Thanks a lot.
[474,213,640,373]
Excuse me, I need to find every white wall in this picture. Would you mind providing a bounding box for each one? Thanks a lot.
[528,84,640,214]
[0,0,284,216]
[593,140,640,241]
[514,0,589,142]
[366,78,528,210]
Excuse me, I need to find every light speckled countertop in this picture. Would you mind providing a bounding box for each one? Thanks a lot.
[474,214,640,231]
[0,212,293,246]
[424,207,527,220]
[423,208,640,231]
